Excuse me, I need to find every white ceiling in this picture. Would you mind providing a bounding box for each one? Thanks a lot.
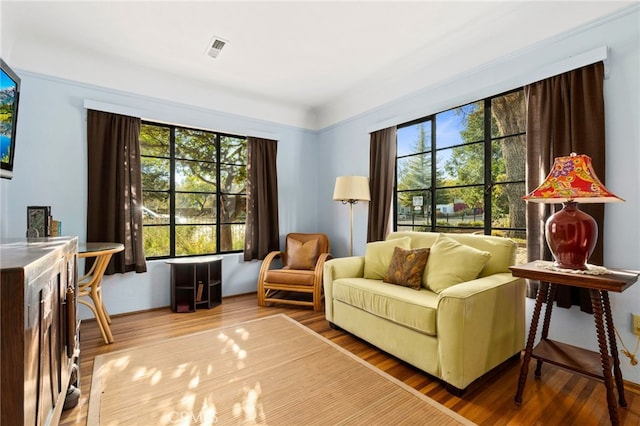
[0,1,635,129]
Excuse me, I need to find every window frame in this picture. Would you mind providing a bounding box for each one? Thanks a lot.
[140,120,247,260]
[393,88,526,238]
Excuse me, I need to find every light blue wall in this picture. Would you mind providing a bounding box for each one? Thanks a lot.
[0,73,319,317]
[317,8,640,384]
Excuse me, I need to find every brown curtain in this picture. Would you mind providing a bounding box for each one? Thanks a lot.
[86,110,147,274]
[525,61,605,313]
[367,126,397,242]
[244,137,280,260]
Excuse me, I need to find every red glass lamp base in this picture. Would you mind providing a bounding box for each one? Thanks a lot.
[545,201,598,270]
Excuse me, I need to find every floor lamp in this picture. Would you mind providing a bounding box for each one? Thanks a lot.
[333,176,371,256]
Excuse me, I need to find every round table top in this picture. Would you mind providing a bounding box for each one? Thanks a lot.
[78,242,124,255]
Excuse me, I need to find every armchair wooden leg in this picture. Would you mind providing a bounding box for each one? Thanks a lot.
[313,297,323,312]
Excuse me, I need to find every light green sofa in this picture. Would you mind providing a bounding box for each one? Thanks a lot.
[323,231,525,393]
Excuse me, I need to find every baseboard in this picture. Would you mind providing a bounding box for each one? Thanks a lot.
[625,380,640,395]
[80,292,260,323]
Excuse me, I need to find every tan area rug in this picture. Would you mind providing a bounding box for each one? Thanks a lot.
[89,314,474,425]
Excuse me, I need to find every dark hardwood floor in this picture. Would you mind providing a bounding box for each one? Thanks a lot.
[60,293,640,425]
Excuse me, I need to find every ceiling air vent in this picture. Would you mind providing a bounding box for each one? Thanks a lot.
[205,36,228,59]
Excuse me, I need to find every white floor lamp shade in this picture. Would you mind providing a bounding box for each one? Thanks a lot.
[333,176,371,256]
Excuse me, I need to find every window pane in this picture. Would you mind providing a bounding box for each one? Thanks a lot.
[176,128,216,161]
[142,193,170,225]
[397,154,431,191]
[397,122,431,156]
[436,102,483,148]
[498,229,526,241]
[176,193,216,223]
[221,136,247,164]
[175,225,216,256]
[435,187,484,230]
[140,124,169,157]
[441,144,484,184]
[141,157,169,190]
[220,224,245,251]
[143,226,169,257]
[492,135,525,182]
[220,163,246,193]
[491,91,525,138]
[220,194,246,222]
[434,226,481,235]
[397,190,431,230]
[492,182,526,230]
[175,160,216,192]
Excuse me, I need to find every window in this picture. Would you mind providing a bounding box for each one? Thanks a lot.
[395,89,526,247]
[140,122,247,259]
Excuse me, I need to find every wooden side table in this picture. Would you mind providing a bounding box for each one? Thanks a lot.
[510,261,639,426]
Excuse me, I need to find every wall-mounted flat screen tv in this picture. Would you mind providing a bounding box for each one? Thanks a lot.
[1,58,21,179]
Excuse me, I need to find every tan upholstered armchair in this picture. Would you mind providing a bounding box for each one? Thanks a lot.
[257,233,331,311]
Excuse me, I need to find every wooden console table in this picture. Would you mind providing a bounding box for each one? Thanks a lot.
[510,261,639,426]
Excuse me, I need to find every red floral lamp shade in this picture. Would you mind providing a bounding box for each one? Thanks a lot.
[523,153,623,270]
[524,153,623,204]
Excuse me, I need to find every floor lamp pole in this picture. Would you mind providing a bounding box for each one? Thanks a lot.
[349,201,355,257]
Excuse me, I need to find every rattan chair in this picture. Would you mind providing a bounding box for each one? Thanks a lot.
[257,233,331,311]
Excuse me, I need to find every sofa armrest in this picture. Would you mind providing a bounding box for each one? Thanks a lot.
[436,273,525,389]
[323,256,365,321]
[437,272,521,299]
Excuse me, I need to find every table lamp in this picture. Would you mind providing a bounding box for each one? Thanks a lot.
[523,152,623,270]
[333,176,371,256]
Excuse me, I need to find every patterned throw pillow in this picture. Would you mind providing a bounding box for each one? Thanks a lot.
[383,247,430,290]
[286,237,319,270]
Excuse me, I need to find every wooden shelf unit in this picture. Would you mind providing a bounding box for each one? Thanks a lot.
[166,255,223,313]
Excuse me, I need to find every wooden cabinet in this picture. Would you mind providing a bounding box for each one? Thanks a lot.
[166,255,223,313]
[0,237,79,426]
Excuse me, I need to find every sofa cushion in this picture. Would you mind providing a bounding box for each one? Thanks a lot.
[442,233,515,277]
[425,234,492,293]
[286,236,318,269]
[387,231,516,277]
[332,277,439,336]
[383,247,430,290]
[364,236,411,280]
